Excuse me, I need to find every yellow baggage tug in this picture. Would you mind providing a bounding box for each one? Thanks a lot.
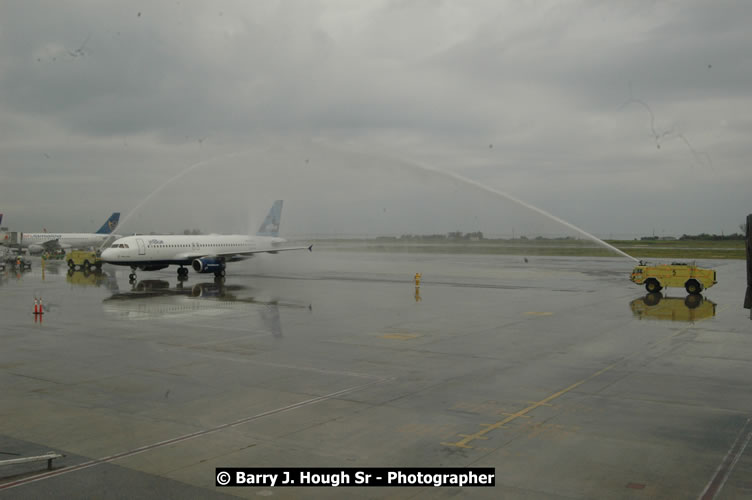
[630,261,717,294]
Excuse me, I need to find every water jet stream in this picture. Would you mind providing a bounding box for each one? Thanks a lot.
[99,149,256,250]
[401,159,638,262]
[105,141,638,263]
[318,141,638,262]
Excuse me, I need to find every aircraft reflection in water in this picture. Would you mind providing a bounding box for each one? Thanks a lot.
[102,279,310,335]
[630,293,717,322]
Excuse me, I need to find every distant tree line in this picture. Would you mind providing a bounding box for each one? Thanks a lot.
[678,233,745,241]
[396,231,485,241]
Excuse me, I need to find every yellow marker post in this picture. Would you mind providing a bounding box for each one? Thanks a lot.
[414,272,422,287]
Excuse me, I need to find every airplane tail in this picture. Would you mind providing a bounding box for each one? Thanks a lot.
[96,212,121,234]
[256,201,283,237]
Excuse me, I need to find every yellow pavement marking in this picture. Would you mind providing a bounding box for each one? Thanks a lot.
[443,323,697,449]
[381,333,420,340]
[524,311,554,316]
[442,361,618,449]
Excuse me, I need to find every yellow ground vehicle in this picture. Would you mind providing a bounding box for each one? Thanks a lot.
[630,262,716,294]
[67,250,102,272]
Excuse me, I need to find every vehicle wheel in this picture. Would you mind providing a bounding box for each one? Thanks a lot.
[83,260,91,271]
[685,279,701,295]
[644,293,661,306]
[68,259,75,269]
[129,273,136,280]
[645,279,661,293]
[685,294,703,309]
[95,262,102,269]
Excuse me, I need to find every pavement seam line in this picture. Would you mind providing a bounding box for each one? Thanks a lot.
[0,378,390,491]
[443,325,694,449]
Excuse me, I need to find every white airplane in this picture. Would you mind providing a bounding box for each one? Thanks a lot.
[3,212,121,254]
[101,201,311,280]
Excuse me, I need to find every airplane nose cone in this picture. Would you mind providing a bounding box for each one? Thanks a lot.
[100,249,114,261]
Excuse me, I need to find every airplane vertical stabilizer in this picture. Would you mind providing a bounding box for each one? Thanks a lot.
[256,201,283,237]
[96,212,121,234]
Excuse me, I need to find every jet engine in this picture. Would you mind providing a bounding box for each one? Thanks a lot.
[192,257,223,273]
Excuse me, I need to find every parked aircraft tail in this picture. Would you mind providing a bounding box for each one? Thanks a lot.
[256,201,282,237]
[96,212,121,234]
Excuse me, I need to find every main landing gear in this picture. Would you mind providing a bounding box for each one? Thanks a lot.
[129,267,137,283]
[213,262,226,282]
[177,266,189,283]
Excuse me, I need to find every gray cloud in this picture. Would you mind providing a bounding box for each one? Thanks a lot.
[1,0,750,237]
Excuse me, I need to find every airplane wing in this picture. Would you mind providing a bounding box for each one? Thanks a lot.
[179,244,312,261]
[226,244,313,257]
[40,239,65,251]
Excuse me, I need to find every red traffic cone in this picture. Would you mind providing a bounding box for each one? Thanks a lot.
[39,298,44,315]
[34,298,39,315]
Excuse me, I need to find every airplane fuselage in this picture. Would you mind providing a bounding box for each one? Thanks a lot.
[101,234,286,268]
[16,233,114,251]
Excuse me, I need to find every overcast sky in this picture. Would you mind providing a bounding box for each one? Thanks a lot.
[1,0,750,238]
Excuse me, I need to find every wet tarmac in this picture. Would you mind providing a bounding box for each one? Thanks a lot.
[1,251,751,499]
